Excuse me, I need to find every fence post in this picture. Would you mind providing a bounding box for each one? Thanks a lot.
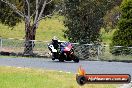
[97,45,100,60]
[31,40,34,50]
[0,38,2,50]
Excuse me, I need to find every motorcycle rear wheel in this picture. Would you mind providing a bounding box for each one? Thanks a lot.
[58,58,64,62]
[58,54,64,62]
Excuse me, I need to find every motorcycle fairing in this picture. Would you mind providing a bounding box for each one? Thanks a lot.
[60,42,73,52]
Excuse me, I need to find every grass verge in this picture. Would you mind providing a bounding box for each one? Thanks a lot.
[0,55,18,58]
[0,66,117,88]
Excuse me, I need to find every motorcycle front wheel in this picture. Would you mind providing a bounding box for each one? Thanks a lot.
[72,55,79,63]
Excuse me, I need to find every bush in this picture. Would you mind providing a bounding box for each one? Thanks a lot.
[111,0,132,55]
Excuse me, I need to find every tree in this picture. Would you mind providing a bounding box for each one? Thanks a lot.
[0,0,22,27]
[64,0,122,44]
[112,0,132,47]
[103,6,121,32]
[0,0,56,55]
[111,0,132,55]
[103,0,122,31]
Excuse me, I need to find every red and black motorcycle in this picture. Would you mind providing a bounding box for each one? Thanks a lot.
[48,42,79,63]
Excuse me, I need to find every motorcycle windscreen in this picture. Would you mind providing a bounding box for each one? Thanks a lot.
[60,42,72,52]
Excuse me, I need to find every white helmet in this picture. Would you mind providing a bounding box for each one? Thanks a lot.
[52,36,58,40]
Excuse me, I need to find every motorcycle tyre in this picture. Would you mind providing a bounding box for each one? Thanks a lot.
[58,58,64,62]
[73,56,79,63]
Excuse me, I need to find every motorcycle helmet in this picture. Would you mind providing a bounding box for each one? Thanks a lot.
[52,36,58,43]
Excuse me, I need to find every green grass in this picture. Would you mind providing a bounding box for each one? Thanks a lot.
[100,28,116,44]
[0,55,31,59]
[0,15,67,41]
[0,66,117,88]
[0,55,18,58]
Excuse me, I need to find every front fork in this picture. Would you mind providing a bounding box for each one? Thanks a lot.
[64,51,74,60]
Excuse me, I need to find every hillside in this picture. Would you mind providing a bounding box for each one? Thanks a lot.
[0,15,115,43]
[0,15,67,41]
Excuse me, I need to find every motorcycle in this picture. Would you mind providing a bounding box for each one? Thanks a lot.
[48,42,79,63]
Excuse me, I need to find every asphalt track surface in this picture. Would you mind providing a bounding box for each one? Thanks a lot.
[0,57,132,76]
